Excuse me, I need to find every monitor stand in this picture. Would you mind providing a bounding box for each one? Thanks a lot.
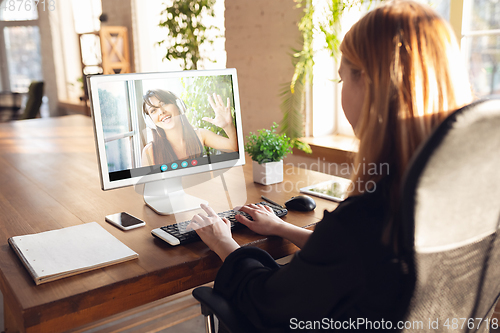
[143,178,207,215]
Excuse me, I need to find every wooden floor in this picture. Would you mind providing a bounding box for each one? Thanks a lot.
[70,284,211,333]
[0,284,210,333]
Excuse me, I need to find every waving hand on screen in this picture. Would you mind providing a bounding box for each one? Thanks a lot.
[203,93,233,129]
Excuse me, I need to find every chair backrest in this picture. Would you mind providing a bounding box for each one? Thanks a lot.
[401,97,500,333]
[21,81,44,120]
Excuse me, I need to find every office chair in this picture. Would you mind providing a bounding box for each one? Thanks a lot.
[18,81,44,120]
[400,97,500,332]
[193,97,500,333]
[192,286,257,333]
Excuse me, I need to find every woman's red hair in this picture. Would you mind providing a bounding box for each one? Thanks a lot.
[340,0,472,197]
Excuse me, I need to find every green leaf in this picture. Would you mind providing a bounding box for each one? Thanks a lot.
[291,138,312,154]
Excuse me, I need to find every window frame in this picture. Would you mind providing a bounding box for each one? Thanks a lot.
[102,81,142,171]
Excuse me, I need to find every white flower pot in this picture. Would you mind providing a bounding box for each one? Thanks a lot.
[252,160,283,185]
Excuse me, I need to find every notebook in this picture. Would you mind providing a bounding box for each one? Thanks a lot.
[8,222,138,285]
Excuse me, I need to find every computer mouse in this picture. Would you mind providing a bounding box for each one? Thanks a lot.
[285,195,316,212]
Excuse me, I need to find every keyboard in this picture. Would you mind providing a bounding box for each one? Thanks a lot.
[151,202,288,246]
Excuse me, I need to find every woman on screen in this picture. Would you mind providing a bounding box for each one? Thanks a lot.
[141,89,238,166]
[188,1,473,331]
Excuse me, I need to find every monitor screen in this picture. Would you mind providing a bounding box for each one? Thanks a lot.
[87,69,245,208]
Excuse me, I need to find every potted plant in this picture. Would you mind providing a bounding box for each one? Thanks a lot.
[245,123,293,185]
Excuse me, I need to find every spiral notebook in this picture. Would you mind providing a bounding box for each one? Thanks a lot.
[8,222,138,285]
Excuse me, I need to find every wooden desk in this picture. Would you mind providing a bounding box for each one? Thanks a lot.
[0,115,339,332]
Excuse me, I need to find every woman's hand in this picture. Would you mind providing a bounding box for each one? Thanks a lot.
[235,204,285,236]
[236,204,313,249]
[204,93,233,129]
[187,204,240,261]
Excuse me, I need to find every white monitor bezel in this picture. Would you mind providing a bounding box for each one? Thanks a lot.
[88,68,246,191]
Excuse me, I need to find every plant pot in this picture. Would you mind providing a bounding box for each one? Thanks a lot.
[252,160,283,185]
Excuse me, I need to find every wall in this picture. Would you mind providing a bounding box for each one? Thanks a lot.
[101,0,135,72]
[225,0,302,138]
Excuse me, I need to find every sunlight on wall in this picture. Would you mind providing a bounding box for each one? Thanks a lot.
[71,0,102,34]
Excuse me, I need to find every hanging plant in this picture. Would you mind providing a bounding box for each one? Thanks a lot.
[280,0,377,152]
[279,0,314,154]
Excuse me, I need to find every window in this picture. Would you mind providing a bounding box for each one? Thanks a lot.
[312,0,497,138]
[461,0,500,96]
[0,0,43,92]
[99,81,142,172]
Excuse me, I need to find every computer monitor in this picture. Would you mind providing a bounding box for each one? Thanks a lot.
[87,69,245,215]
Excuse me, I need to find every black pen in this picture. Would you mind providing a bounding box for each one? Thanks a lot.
[261,195,284,209]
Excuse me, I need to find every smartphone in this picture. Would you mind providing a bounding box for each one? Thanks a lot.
[105,212,146,230]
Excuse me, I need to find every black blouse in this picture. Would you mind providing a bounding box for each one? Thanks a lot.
[214,180,408,332]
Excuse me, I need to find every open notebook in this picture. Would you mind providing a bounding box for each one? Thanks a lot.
[8,222,138,285]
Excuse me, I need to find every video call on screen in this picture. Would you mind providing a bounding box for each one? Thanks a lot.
[97,75,240,182]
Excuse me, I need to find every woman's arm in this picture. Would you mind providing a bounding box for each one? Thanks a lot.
[199,128,237,152]
[236,204,313,249]
[200,94,238,152]
[141,143,154,167]
[271,221,313,249]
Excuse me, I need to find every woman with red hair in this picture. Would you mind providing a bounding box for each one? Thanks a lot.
[189,2,473,330]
